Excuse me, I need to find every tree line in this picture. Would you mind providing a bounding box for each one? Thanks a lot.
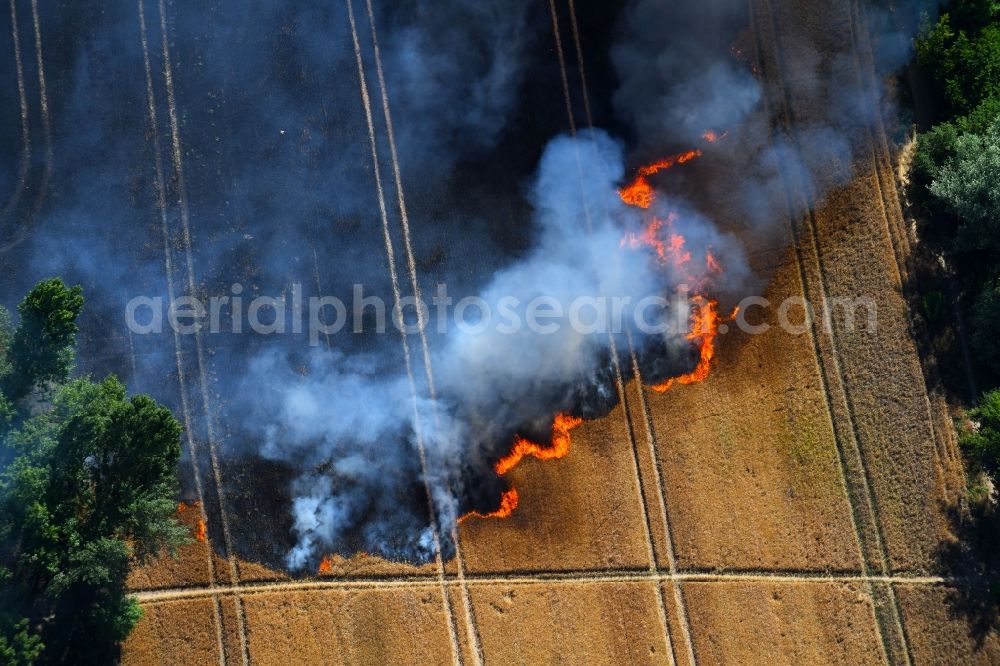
[911,0,1000,494]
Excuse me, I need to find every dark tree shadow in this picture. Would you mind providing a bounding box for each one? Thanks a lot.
[936,501,1000,648]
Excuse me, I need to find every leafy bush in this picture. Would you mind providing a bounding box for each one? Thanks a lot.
[921,289,949,328]
[910,118,961,216]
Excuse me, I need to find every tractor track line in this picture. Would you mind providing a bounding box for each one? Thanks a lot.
[546,2,681,662]
[550,0,697,666]
[751,0,912,662]
[749,1,899,661]
[1,0,51,255]
[137,0,226,662]
[846,0,952,509]
[345,2,465,664]
[0,0,30,222]
[360,1,485,661]
[154,0,251,662]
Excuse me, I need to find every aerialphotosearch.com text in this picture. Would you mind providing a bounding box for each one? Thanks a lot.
[124,282,878,346]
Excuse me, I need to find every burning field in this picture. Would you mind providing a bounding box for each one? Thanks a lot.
[0,0,996,663]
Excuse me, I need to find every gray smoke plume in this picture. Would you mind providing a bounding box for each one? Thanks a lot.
[0,0,937,571]
[242,131,751,568]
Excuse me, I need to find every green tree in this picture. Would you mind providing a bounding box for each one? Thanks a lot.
[916,2,1000,116]
[960,389,1000,477]
[929,116,1000,254]
[958,95,1000,135]
[1,278,83,404]
[0,281,187,664]
[0,618,43,665]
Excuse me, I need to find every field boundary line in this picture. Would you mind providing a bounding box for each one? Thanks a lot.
[153,1,251,662]
[751,0,911,662]
[344,2,465,664]
[136,1,226,663]
[134,568,953,604]
[546,2,681,662]
[1,0,30,221]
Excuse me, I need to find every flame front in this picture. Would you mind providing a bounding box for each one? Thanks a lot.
[618,138,736,395]
[463,137,732,525]
[495,413,583,475]
[460,413,582,523]
[618,149,702,209]
[651,296,720,393]
[458,488,520,523]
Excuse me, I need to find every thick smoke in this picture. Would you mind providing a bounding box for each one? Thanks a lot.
[0,0,542,568]
[610,0,937,233]
[0,0,937,571]
[612,1,763,148]
[242,132,750,568]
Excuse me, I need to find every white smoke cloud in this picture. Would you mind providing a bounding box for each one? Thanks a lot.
[246,129,749,569]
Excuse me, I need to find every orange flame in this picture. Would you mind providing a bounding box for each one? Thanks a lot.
[622,213,692,268]
[701,130,728,143]
[618,154,735,394]
[706,251,722,275]
[652,296,720,393]
[194,519,207,542]
[494,413,583,475]
[461,413,582,523]
[318,555,332,574]
[458,488,520,523]
[618,149,702,209]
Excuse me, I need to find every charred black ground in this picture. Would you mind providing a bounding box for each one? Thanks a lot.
[0,0,932,572]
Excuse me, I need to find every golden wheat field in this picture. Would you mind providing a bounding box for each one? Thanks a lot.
[111,0,997,664]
